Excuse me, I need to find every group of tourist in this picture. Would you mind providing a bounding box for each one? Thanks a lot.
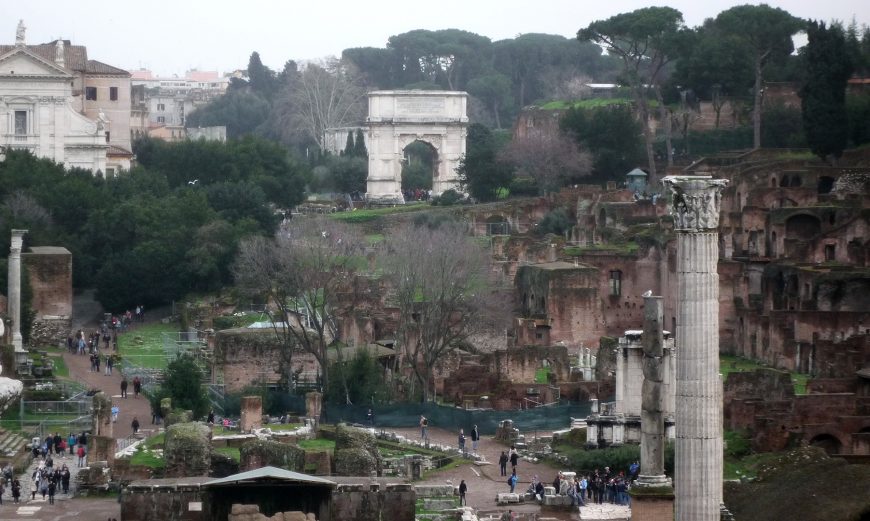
[523,465,635,507]
[119,376,142,399]
[28,460,71,503]
[32,432,89,468]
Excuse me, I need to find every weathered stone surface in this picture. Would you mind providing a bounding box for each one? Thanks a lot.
[414,484,454,497]
[164,421,211,477]
[239,439,304,472]
[240,395,262,433]
[334,424,381,476]
[496,493,520,504]
[423,498,456,510]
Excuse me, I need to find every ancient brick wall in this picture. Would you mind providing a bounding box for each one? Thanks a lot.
[330,483,414,521]
[214,328,318,393]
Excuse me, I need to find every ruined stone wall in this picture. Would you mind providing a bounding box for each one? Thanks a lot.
[121,481,206,521]
[330,483,415,521]
[214,328,318,393]
[22,247,72,345]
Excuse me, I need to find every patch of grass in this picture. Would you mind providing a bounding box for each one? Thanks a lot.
[130,446,165,469]
[534,367,550,384]
[564,243,640,256]
[719,355,766,380]
[365,234,385,244]
[298,438,335,452]
[48,356,68,378]
[117,321,179,370]
[415,497,459,515]
[214,446,240,462]
[266,423,303,432]
[539,98,634,110]
[144,432,165,450]
[329,203,431,223]
[791,373,809,395]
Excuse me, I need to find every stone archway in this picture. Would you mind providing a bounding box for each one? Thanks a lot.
[365,90,468,204]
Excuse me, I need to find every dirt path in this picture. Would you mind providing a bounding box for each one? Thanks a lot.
[391,426,578,520]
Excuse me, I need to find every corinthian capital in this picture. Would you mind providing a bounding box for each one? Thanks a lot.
[661,176,728,232]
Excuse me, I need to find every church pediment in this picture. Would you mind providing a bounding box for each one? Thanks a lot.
[0,47,72,77]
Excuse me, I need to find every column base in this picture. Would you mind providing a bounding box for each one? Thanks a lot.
[631,483,674,521]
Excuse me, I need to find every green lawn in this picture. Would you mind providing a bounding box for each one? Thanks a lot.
[720,355,809,395]
[48,355,69,378]
[298,438,335,452]
[130,446,165,469]
[117,322,179,370]
[329,203,431,223]
[214,446,240,462]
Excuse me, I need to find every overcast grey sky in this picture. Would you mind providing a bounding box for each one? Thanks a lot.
[3,1,868,76]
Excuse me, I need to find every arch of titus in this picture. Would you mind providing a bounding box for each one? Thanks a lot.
[365,91,468,204]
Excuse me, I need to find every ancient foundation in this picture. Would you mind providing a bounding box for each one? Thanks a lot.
[663,176,727,521]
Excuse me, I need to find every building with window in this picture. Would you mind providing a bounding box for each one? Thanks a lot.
[0,22,132,173]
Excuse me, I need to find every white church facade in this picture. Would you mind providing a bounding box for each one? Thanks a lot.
[0,21,132,174]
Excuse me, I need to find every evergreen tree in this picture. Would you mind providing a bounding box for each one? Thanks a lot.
[342,131,355,156]
[353,129,368,158]
[456,123,513,201]
[800,21,854,161]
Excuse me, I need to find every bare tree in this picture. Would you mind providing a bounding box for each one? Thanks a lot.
[233,217,365,399]
[275,58,367,150]
[382,222,507,402]
[1,191,52,229]
[499,133,592,194]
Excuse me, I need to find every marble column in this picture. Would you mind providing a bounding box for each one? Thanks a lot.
[662,176,728,521]
[637,295,671,487]
[8,229,27,352]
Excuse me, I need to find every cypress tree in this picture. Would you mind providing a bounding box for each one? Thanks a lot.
[353,128,368,158]
[800,21,854,162]
[343,131,354,156]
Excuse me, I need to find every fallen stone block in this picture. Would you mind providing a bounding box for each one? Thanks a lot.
[496,493,521,504]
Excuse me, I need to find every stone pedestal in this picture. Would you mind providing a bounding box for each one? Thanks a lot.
[240,395,262,433]
[663,176,728,521]
[306,391,322,425]
[631,490,675,521]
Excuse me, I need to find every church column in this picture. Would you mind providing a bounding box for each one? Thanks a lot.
[662,176,728,521]
[9,229,28,352]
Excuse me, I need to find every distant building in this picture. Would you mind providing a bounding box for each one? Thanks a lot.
[187,126,226,142]
[322,126,367,155]
[0,21,132,173]
[129,68,229,141]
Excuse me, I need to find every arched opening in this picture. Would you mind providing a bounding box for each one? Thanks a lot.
[809,433,842,455]
[485,214,510,236]
[771,176,777,187]
[770,231,777,257]
[790,175,802,187]
[401,140,437,197]
[598,208,607,228]
[779,176,789,188]
[786,214,821,240]
[817,176,835,194]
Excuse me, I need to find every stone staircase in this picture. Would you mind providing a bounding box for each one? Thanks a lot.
[0,429,30,460]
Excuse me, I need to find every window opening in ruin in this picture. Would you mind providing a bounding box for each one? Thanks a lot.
[771,177,777,187]
[828,212,835,225]
[85,86,97,100]
[790,175,802,187]
[13,110,26,134]
[824,244,835,262]
[770,231,777,257]
[779,176,789,188]
[609,270,622,296]
[110,86,118,101]
[817,176,834,194]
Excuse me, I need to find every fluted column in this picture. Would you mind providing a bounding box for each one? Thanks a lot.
[662,176,727,521]
[8,230,27,352]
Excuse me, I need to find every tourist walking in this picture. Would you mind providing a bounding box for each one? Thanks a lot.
[133,376,142,398]
[120,377,128,398]
[11,478,20,503]
[105,354,113,375]
[61,465,70,494]
[420,416,428,441]
[76,445,86,467]
[470,424,479,453]
[508,469,518,493]
[509,446,519,470]
[458,429,466,454]
[498,450,508,476]
[131,417,140,434]
[67,433,76,455]
[47,478,56,504]
[458,480,467,506]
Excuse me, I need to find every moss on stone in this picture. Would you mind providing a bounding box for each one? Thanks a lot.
[164,422,211,477]
[239,439,305,472]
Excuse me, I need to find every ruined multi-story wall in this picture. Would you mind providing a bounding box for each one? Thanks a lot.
[213,328,317,393]
[21,246,72,345]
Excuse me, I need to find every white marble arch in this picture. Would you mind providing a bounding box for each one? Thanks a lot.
[365,90,468,203]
